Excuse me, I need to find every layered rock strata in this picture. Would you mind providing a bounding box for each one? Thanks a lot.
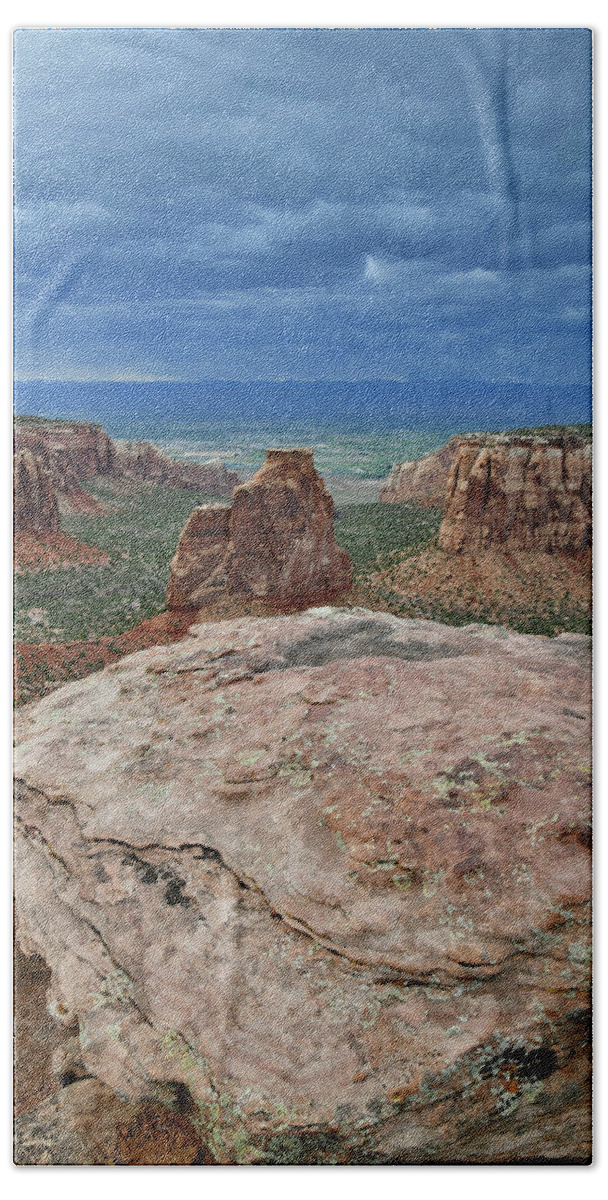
[167,448,352,612]
[14,608,591,1164]
[13,450,61,535]
[15,418,115,481]
[438,432,591,553]
[380,439,459,505]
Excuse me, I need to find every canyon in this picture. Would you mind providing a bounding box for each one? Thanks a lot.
[14,416,238,513]
[380,438,459,506]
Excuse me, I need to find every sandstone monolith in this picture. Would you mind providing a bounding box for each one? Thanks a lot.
[167,449,353,612]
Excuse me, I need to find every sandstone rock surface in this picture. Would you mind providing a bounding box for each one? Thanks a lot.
[15,418,115,482]
[14,607,591,1163]
[14,1078,206,1165]
[13,450,61,535]
[439,431,591,553]
[380,439,459,506]
[167,449,353,612]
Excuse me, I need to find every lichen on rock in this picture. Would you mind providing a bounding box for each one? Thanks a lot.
[14,607,591,1163]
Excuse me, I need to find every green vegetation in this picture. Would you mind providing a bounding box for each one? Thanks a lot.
[504,423,592,440]
[15,478,590,649]
[334,501,443,573]
[368,580,592,639]
[15,478,221,643]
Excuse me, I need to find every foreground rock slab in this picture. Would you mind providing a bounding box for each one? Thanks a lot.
[14,608,591,1163]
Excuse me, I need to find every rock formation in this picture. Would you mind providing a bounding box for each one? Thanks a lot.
[14,608,591,1164]
[15,418,115,481]
[438,431,591,554]
[14,416,238,502]
[14,1078,206,1165]
[380,439,459,506]
[13,450,61,535]
[112,439,238,495]
[167,449,353,612]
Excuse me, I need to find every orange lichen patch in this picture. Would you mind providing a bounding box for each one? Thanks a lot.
[14,609,198,706]
[14,533,110,574]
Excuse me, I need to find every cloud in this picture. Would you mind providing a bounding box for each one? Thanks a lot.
[13,28,592,385]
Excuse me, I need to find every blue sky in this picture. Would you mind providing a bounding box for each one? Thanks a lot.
[13,27,592,385]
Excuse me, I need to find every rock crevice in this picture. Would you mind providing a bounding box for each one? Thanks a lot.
[14,608,591,1163]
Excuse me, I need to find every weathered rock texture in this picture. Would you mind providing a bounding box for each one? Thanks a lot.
[113,439,238,496]
[438,432,591,554]
[380,439,459,506]
[13,450,61,535]
[14,1078,207,1165]
[14,946,75,1118]
[14,607,591,1164]
[15,418,115,482]
[168,449,353,613]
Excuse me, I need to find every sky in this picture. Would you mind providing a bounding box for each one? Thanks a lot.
[13,27,592,386]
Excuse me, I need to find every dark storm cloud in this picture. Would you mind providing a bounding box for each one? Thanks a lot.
[13,27,591,382]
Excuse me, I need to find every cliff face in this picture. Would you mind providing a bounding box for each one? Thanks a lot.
[15,419,115,482]
[380,439,459,505]
[112,440,238,496]
[14,418,238,499]
[438,432,591,553]
[14,608,591,1164]
[14,450,61,535]
[168,448,353,612]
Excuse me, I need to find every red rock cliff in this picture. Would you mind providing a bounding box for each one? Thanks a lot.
[112,439,238,495]
[380,439,459,505]
[14,450,61,535]
[15,418,115,481]
[167,448,352,611]
[14,418,238,498]
[438,431,591,553]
